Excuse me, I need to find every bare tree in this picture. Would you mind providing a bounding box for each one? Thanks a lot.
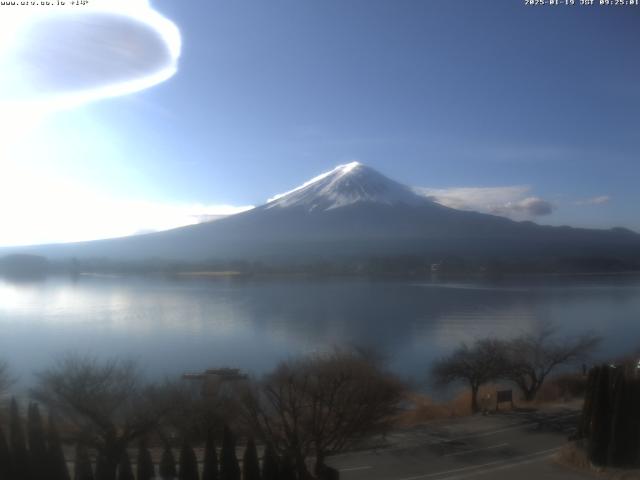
[157,376,243,443]
[431,338,507,413]
[156,380,213,442]
[503,325,600,401]
[242,348,405,478]
[31,355,172,480]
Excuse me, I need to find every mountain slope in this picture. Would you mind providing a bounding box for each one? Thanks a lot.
[6,163,640,265]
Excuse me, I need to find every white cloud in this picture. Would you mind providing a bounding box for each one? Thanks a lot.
[493,196,554,217]
[575,195,610,206]
[415,185,528,211]
[415,185,555,218]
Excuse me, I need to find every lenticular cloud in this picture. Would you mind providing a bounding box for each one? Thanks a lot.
[0,0,181,108]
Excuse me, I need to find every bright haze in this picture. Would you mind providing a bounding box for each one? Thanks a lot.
[0,0,638,246]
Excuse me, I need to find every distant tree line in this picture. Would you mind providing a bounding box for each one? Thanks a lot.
[0,349,405,480]
[3,252,639,279]
[431,324,601,413]
[0,255,49,279]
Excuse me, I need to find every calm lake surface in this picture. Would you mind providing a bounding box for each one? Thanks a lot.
[1,274,639,387]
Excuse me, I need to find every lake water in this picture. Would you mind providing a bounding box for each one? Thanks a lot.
[1,274,639,388]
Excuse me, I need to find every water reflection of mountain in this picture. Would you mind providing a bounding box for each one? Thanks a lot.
[0,275,639,383]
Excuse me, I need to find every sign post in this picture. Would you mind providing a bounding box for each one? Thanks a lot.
[496,389,514,411]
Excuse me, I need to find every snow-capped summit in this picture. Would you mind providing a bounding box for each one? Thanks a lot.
[265,161,429,211]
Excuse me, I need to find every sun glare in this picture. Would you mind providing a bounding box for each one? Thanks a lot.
[0,0,181,111]
[0,1,201,247]
[0,158,254,247]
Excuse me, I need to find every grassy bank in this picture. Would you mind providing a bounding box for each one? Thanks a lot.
[397,373,588,427]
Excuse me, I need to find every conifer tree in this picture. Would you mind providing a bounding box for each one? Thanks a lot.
[159,445,178,480]
[136,439,155,480]
[578,367,598,438]
[28,403,48,479]
[219,426,240,480]
[10,399,29,480]
[278,452,296,480]
[0,425,12,480]
[95,454,109,480]
[630,378,640,467]
[607,368,626,466]
[587,366,612,466]
[74,444,94,480]
[178,439,199,480]
[48,413,71,480]
[201,431,218,480]
[603,367,640,467]
[117,451,134,480]
[581,364,640,468]
[242,438,261,480]
[260,444,278,480]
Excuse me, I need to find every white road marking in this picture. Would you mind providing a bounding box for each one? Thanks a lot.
[347,419,542,454]
[330,412,579,459]
[395,447,561,480]
[430,412,580,444]
[443,443,509,457]
[339,465,372,472]
[436,449,562,480]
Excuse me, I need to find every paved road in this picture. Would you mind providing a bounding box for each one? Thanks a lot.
[327,407,596,480]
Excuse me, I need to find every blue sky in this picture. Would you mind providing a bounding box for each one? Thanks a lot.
[1,0,639,245]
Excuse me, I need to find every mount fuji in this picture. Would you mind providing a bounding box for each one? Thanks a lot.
[7,162,640,269]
